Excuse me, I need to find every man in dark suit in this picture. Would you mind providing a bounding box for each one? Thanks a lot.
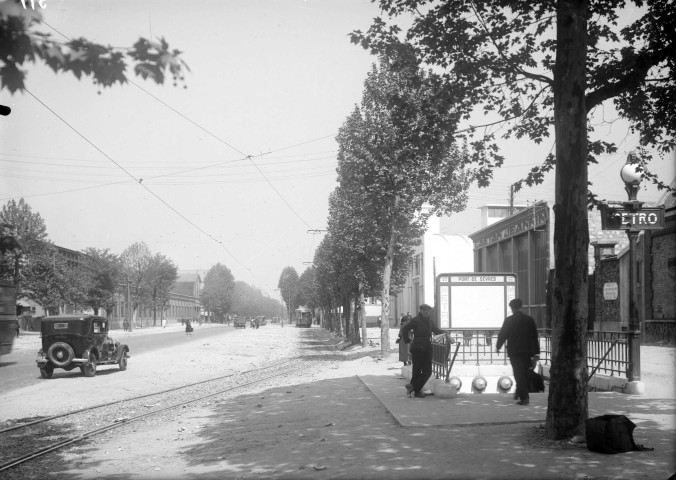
[496,298,540,405]
[401,304,449,398]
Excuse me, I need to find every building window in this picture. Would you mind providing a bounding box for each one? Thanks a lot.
[413,254,421,277]
[487,207,510,219]
[515,234,530,304]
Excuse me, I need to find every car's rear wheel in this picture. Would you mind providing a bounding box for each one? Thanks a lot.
[82,353,97,377]
[47,342,74,368]
[40,365,54,379]
[119,352,128,371]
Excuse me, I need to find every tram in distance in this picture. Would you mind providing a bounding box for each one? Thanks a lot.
[0,282,19,356]
[295,306,313,328]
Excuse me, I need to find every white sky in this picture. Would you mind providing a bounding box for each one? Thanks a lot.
[1,0,674,298]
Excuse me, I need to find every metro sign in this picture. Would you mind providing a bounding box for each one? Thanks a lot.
[601,205,665,230]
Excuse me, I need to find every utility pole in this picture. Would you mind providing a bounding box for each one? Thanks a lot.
[126,275,132,332]
[509,184,515,216]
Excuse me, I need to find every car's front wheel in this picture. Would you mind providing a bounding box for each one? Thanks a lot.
[82,353,97,377]
[119,352,128,371]
[40,365,54,379]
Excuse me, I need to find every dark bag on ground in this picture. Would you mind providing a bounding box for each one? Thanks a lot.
[527,369,545,393]
[585,415,652,454]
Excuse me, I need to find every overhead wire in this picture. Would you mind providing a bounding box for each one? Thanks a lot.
[36,19,321,240]
[21,87,258,281]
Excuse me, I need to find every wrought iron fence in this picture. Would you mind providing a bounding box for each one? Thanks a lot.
[430,329,630,380]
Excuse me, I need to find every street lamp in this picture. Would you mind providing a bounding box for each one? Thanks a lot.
[620,152,642,382]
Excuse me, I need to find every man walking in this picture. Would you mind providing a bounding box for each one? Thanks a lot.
[400,304,449,398]
[496,298,540,405]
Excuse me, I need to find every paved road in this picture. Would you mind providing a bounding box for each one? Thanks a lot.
[0,323,234,393]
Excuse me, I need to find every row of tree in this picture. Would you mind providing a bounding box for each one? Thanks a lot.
[277,265,318,322]
[202,263,283,321]
[313,52,472,347]
[0,199,282,325]
[0,199,180,325]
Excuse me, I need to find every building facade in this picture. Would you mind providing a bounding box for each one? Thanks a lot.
[392,208,474,323]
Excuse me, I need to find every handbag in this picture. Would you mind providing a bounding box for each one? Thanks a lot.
[586,415,653,454]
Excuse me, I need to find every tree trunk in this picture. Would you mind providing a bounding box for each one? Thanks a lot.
[351,295,361,344]
[343,296,351,339]
[546,0,589,440]
[380,227,396,357]
[359,289,367,347]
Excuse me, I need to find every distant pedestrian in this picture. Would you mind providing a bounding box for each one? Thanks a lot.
[123,320,129,332]
[162,319,167,329]
[496,298,540,406]
[15,323,20,338]
[397,314,413,366]
[400,304,450,398]
[185,319,193,337]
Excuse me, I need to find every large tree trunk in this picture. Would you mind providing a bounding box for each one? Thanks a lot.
[343,296,351,339]
[359,289,367,347]
[380,228,396,357]
[351,295,361,344]
[546,0,589,440]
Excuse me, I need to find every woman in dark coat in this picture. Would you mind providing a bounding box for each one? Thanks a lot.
[400,304,448,398]
[397,314,413,365]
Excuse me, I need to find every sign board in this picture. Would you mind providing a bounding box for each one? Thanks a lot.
[601,204,665,230]
[603,282,618,300]
[435,273,517,329]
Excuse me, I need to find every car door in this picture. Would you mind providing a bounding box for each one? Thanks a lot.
[92,319,108,360]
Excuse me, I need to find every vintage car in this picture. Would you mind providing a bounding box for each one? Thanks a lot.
[256,315,267,326]
[233,316,246,328]
[36,315,130,379]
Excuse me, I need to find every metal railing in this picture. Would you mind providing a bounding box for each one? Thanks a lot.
[430,329,630,380]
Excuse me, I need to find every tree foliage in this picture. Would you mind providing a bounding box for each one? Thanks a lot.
[0,198,50,292]
[201,263,235,322]
[142,253,178,325]
[20,247,87,315]
[230,281,281,319]
[322,52,471,354]
[297,266,319,311]
[0,0,189,93]
[352,0,674,439]
[277,266,300,320]
[352,0,674,197]
[120,241,151,319]
[81,247,123,316]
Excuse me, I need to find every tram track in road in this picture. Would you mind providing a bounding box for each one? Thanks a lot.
[0,329,345,475]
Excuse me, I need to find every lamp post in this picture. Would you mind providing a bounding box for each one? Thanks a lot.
[620,152,642,382]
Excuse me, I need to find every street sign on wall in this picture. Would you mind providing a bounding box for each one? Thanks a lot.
[600,204,665,230]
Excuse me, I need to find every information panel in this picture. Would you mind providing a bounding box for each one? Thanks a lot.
[435,273,517,329]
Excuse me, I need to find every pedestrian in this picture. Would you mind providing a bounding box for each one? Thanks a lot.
[161,319,167,329]
[123,320,129,332]
[397,314,413,366]
[185,319,193,337]
[400,304,449,398]
[15,323,20,338]
[496,298,540,406]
